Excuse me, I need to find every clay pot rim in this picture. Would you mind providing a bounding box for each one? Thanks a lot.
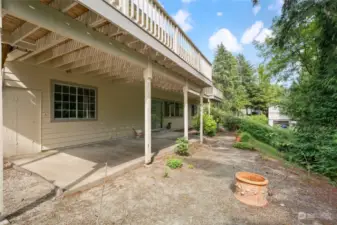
[235,171,268,186]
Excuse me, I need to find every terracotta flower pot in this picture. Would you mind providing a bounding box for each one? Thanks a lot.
[234,172,268,207]
[235,136,241,142]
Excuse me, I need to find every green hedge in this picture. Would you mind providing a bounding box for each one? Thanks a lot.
[246,114,268,125]
[233,142,255,151]
[224,116,294,150]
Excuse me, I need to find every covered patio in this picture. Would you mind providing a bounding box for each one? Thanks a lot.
[10,131,196,195]
[0,0,215,212]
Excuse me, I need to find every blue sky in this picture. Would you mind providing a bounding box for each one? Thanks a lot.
[159,0,283,65]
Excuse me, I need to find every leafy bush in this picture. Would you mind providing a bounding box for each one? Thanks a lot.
[223,115,241,131]
[192,114,217,136]
[285,129,337,182]
[224,117,294,150]
[175,137,189,156]
[166,158,183,169]
[233,142,255,151]
[239,132,251,142]
[210,107,230,125]
[247,114,268,124]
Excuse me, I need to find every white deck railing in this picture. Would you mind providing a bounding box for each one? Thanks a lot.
[103,0,212,80]
[204,86,223,100]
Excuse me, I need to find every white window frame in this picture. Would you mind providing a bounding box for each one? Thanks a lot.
[51,81,97,122]
[164,101,183,117]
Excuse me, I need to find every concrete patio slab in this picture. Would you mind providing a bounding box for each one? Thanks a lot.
[9,132,190,195]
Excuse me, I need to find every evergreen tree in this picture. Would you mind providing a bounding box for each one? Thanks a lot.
[236,54,256,111]
[213,44,248,113]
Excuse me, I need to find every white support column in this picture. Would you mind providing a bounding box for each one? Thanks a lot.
[144,60,152,164]
[183,81,188,139]
[208,98,211,115]
[0,0,3,213]
[200,89,204,144]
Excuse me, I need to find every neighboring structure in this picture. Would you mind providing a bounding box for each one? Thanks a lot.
[268,107,291,127]
[0,0,223,159]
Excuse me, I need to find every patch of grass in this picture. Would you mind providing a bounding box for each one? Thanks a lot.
[232,142,255,151]
[235,131,284,161]
[188,164,194,169]
[249,138,283,160]
[166,158,183,169]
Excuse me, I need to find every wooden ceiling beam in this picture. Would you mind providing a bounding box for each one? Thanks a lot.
[96,24,125,38]
[2,31,36,51]
[9,22,39,46]
[76,10,106,28]
[68,58,114,74]
[58,53,109,71]
[34,40,86,64]
[16,1,105,62]
[47,47,100,67]
[6,0,76,50]
[19,32,68,61]
[61,1,78,12]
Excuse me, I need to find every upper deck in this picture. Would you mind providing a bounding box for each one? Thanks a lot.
[95,0,213,80]
[2,0,214,89]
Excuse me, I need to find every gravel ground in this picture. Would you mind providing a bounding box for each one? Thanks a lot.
[5,134,337,225]
[4,166,56,219]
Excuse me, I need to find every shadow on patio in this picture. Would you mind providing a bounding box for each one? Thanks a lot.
[10,131,186,194]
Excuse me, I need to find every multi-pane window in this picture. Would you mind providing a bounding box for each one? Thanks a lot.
[191,104,197,117]
[164,101,183,117]
[53,83,96,120]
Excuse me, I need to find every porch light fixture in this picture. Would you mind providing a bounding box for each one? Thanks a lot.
[28,5,36,10]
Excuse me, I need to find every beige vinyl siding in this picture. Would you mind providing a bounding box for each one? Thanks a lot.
[4,61,197,151]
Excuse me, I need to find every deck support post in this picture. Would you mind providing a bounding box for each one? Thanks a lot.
[183,81,188,139]
[144,60,152,164]
[200,89,204,144]
[0,0,4,214]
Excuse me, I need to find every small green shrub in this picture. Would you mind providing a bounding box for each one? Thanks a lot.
[166,158,183,169]
[211,107,230,125]
[192,114,217,136]
[247,114,268,124]
[204,115,217,136]
[233,142,255,151]
[224,115,241,131]
[239,132,251,142]
[175,137,189,156]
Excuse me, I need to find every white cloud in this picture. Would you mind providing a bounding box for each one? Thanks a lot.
[240,21,273,45]
[217,12,223,17]
[182,0,196,3]
[268,0,284,14]
[255,28,273,43]
[209,28,243,53]
[240,21,264,44]
[173,10,193,32]
[253,5,261,15]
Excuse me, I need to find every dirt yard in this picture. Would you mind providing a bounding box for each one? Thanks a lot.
[5,134,337,225]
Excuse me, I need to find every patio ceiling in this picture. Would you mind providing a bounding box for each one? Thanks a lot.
[2,0,207,93]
